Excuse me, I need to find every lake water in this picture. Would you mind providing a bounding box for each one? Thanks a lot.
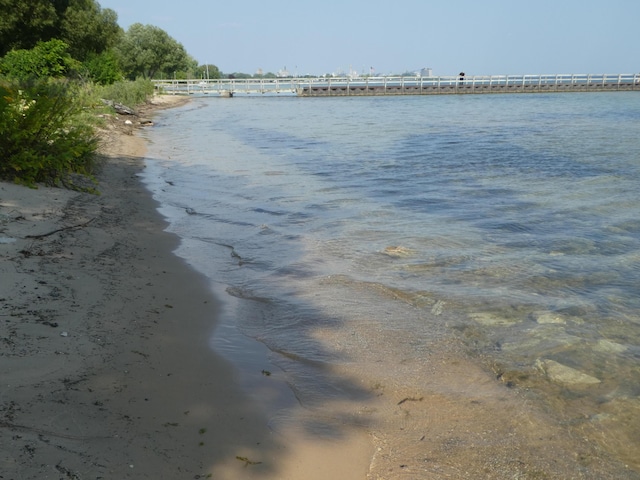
[141,92,640,470]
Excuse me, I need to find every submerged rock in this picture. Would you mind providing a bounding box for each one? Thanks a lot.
[535,359,601,385]
[469,312,520,326]
[593,339,627,354]
[532,311,566,324]
[382,246,414,257]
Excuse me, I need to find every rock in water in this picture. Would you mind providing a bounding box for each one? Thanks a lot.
[533,311,566,324]
[535,359,601,385]
[383,246,414,257]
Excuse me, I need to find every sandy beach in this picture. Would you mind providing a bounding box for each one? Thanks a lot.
[1,95,637,479]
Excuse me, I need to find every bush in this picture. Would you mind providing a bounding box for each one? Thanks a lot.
[96,77,155,106]
[0,78,99,187]
[83,50,122,85]
[0,39,80,81]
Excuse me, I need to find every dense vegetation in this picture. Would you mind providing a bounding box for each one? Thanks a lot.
[0,0,215,187]
[0,79,98,187]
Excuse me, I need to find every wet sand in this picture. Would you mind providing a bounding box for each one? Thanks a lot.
[0,94,637,479]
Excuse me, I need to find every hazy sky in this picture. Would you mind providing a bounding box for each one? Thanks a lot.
[98,0,638,76]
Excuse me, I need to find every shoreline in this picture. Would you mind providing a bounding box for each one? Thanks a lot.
[0,95,372,479]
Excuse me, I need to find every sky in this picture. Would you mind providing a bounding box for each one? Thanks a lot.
[97,0,639,76]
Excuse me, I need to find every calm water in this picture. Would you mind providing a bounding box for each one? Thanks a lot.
[141,92,640,459]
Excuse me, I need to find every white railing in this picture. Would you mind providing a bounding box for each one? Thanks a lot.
[152,73,640,96]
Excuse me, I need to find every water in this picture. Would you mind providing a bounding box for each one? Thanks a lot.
[141,92,640,469]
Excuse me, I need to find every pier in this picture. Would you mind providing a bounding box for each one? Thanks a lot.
[153,73,640,97]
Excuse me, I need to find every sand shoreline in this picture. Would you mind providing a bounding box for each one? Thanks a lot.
[2,94,637,479]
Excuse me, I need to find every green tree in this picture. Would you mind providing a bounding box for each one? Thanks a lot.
[60,0,122,61]
[224,72,252,79]
[0,0,58,56]
[173,55,199,79]
[83,49,122,85]
[115,23,193,79]
[0,0,121,61]
[193,64,221,80]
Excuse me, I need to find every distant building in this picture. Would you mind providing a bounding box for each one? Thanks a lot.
[420,67,433,77]
[277,66,290,78]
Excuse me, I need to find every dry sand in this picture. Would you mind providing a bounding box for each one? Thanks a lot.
[1,95,637,479]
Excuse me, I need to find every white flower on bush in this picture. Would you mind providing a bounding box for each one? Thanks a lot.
[12,90,36,117]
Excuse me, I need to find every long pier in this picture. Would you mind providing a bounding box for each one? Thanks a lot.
[153,73,640,97]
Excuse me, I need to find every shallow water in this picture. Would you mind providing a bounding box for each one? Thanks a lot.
[141,92,640,469]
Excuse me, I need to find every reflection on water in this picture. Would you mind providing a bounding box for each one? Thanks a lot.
[143,92,640,473]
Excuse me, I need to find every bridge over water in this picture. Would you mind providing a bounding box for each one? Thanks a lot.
[153,73,640,97]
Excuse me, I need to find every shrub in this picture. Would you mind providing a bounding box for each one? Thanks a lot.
[0,78,98,187]
[83,50,122,85]
[96,77,155,106]
[0,39,80,81]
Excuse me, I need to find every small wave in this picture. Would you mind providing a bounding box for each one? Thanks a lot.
[226,286,272,303]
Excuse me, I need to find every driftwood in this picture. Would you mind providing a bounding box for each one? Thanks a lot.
[25,218,95,239]
[100,99,137,115]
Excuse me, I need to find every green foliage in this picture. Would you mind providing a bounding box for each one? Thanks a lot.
[0,0,58,56]
[0,39,80,81]
[193,64,221,80]
[0,0,122,62]
[97,77,155,106]
[253,72,277,79]
[0,79,99,187]
[60,0,122,61]
[224,72,253,79]
[115,23,193,80]
[83,49,122,85]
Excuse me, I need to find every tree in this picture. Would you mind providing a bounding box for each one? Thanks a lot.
[253,71,277,79]
[0,0,58,56]
[115,23,193,80]
[193,64,221,80]
[83,49,122,85]
[224,72,252,79]
[173,55,199,79]
[60,0,122,61]
[0,0,121,61]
